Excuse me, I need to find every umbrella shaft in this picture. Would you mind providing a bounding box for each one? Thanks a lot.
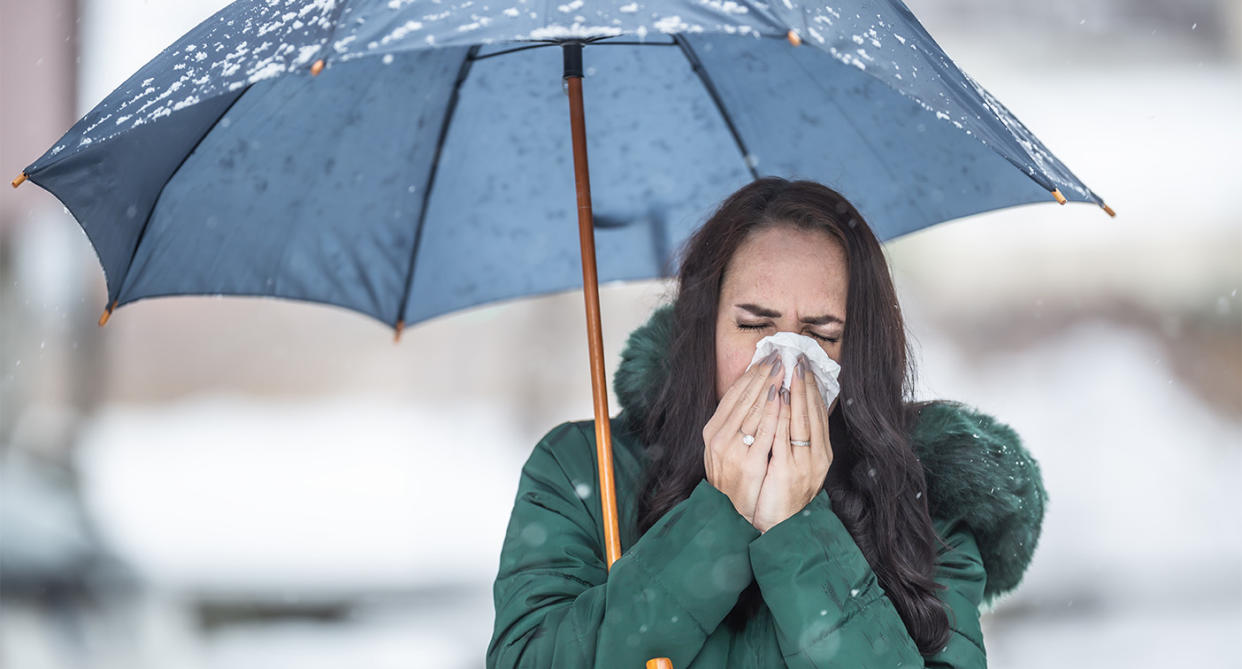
[564,45,623,572]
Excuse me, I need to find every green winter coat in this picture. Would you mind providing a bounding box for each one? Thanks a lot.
[487,305,1047,668]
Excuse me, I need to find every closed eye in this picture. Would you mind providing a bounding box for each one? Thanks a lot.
[737,322,838,343]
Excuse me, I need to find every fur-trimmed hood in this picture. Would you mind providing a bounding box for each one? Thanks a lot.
[611,303,1048,607]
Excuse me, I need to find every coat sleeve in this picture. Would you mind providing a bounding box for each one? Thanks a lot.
[748,489,988,668]
[487,422,761,668]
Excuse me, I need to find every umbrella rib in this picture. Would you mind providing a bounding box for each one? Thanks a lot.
[670,34,760,182]
[775,49,939,232]
[394,46,482,331]
[470,43,557,61]
[108,87,250,311]
[586,40,678,47]
[470,38,676,62]
[319,1,351,62]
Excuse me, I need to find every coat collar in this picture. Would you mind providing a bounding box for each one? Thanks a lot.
[612,303,1047,607]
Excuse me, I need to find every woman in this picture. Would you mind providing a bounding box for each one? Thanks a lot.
[487,178,1047,668]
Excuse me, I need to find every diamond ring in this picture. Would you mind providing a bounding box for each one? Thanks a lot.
[790,439,811,447]
[740,433,756,446]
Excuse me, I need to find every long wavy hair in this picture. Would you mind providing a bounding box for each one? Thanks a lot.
[634,177,953,654]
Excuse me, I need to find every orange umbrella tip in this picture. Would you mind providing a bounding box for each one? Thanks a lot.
[1101,202,1116,217]
[393,319,405,343]
[311,59,325,76]
[786,30,801,46]
[11,172,27,188]
[98,299,118,327]
[646,659,673,669]
[1051,188,1067,205]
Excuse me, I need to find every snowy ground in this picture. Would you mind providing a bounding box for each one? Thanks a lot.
[73,397,529,593]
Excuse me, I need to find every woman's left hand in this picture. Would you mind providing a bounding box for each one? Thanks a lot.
[750,354,838,534]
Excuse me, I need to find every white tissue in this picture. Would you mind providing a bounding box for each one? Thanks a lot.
[745,332,841,410]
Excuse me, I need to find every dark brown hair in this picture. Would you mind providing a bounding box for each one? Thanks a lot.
[634,177,952,654]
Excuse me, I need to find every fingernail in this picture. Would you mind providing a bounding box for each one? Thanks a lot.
[798,354,809,377]
[794,358,803,377]
[769,358,782,376]
[781,388,790,405]
[767,384,776,402]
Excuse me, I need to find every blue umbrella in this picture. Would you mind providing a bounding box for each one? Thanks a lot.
[11,4,1110,658]
[11,0,1111,333]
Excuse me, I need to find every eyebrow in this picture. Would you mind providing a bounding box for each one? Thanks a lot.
[735,303,844,326]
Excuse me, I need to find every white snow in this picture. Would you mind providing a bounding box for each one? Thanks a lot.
[525,23,623,39]
[74,396,528,591]
[380,19,424,44]
[698,0,748,15]
[654,15,703,33]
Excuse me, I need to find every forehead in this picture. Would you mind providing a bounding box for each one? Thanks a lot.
[720,226,848,308]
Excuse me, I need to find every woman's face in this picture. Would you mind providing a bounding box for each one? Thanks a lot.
[715,224,848,403]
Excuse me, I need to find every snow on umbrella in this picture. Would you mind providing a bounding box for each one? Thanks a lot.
[11,2,1111,662]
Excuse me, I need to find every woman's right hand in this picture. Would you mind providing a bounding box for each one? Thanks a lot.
[702,350,784,525]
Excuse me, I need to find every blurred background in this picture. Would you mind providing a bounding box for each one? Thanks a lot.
[1,0,1238,667]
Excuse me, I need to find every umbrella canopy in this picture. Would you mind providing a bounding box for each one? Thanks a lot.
[13,0,1110,332]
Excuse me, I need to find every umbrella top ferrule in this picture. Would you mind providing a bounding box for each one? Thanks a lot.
[787,30,801,46]
[311,59,325,76]
[562,42,583,79]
